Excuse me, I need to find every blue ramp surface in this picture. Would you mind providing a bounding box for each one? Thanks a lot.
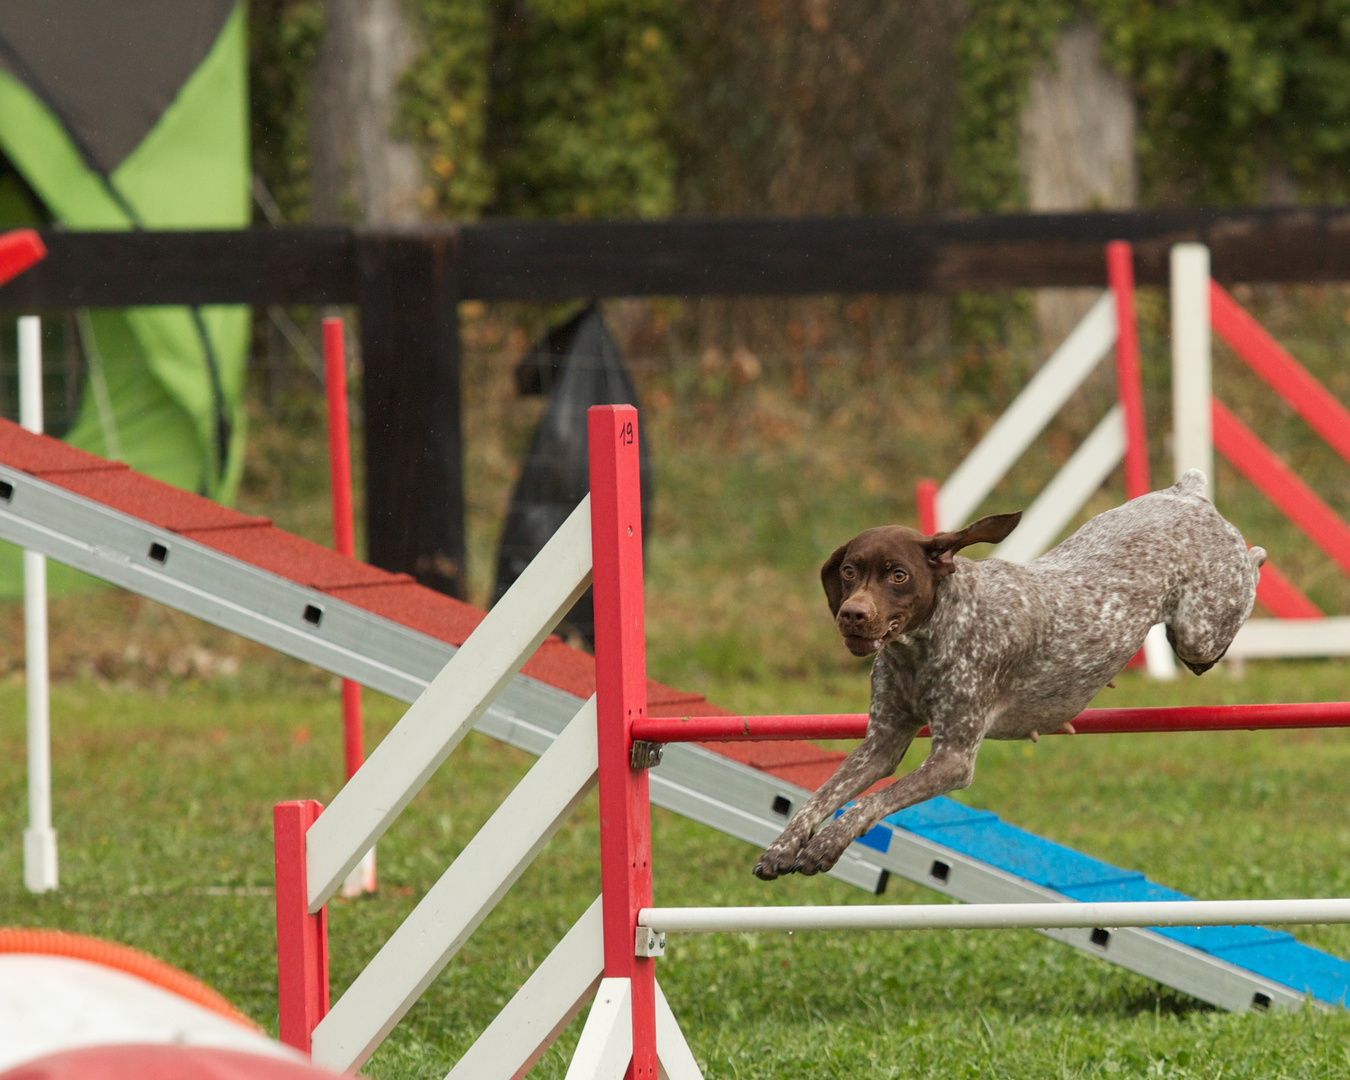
[845,796,1349,1008]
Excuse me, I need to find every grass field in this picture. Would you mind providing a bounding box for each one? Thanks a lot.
[2,293,1349,1076]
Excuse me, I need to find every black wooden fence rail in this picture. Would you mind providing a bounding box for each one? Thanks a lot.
[2,205,1348,597]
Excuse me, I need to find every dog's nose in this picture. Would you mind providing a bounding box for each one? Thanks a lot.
[837,599,872,628]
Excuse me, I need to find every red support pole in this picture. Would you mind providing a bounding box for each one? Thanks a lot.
[1107,241,1150,500]
[588,404,657,1080]
[274,800,328,1053]
[323,318,364,783]
[915,478,939,534]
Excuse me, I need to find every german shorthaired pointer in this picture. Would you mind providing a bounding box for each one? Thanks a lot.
[754,470,1264,880]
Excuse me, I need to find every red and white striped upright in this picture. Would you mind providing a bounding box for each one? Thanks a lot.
[588,404,659,1079]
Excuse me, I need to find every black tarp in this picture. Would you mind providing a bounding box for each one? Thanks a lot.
[493,304,652,645]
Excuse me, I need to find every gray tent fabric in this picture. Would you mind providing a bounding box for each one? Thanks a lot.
[0,0,237,175]
[494,304,652,645]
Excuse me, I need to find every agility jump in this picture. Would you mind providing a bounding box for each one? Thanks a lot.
[273,405,1350,1080]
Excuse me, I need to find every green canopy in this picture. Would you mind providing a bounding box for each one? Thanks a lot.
[0,1,250,593]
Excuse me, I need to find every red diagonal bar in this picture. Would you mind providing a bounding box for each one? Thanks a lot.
[632,702,1350,744]
[1255,560,1323,620]
[1211,282,1350,468]
[1212,400,1350,578]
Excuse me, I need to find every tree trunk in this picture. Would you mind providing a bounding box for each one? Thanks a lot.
[1020,20,1136,345]
[310,0,425,225]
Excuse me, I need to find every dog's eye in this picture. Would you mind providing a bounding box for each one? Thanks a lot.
[841,565,856,581]
[890,569,908,584]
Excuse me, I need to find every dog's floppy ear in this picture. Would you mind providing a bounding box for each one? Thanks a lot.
[820,543,851,617]
[922,511,1022,578]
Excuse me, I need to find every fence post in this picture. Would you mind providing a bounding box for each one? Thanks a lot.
[357,232,467,599]
[588,404,658,1079]
[275,799,329,1053]
[1171,243,1213,499]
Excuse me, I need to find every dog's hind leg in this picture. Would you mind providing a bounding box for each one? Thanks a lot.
[1165,545,1264,676]
[753,717,922,880]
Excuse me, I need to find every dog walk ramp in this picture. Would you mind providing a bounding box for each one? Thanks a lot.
[0,417,1344,1015]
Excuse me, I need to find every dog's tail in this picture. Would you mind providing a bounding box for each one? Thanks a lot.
[1175,469,1209,499]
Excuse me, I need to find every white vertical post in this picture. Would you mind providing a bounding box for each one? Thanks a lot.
[1171,244,1214,499]
[18,316,57,892]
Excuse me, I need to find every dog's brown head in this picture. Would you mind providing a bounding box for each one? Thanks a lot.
[821,513,1022,656]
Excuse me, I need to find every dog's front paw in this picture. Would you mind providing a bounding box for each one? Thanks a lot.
[754,832,807,880]
[791,821,856,876]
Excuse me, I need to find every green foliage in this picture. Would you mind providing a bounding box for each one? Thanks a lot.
[248,0,325,220]
[399,0,496,217]
[1093,0,1350,203]
[248,1,1350,225]
[952,0,1075,211]
[486,0,678,218]
[954,1,1350,211]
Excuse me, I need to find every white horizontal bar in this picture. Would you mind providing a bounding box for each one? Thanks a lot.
[312,698,600,1071]
[938,292,1116,529]
[992,405,1125,563]
[1227,617,1350,659]
[639,898,1350,935]
[305,496,593,910]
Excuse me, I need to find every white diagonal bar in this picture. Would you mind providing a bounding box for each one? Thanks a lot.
[991,405,1125,564]
[305,496,593,909]
[937,291,1116,530]
[311,697,600,1071]
[445,896,605,1080]
[655,981,704,1080]
[565,978,633,1080]
[639,898,1350,934]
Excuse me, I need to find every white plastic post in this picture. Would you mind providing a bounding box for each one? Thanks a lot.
[18,316,57,893]
[1171,244,1214,498]
[1142,623,1177,680]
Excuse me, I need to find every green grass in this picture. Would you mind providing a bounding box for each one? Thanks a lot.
[1,663,1348,1079]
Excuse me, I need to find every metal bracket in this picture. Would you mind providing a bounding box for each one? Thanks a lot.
[630,740,664,769]
[635,926,665,957]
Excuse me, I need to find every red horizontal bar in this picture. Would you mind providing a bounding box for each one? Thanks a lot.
[632,702,1350,744]
[1213,400,1350,578]
[1211,282,1350,468]
[636,714,870,742]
